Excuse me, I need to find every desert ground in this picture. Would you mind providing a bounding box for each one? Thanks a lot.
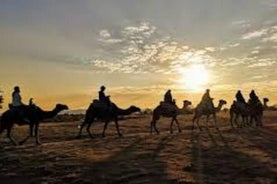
[0,111,276,184]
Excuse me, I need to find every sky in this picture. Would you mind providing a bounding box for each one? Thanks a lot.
[0,0,277,110]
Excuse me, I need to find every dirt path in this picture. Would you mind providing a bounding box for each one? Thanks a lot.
[0,112,276,183]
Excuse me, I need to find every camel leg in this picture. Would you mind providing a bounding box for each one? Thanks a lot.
[192,114,197,130]
[212,114,219,130]
[175,118,182,133]
[195,115,202,131]
[230,111,234,128]
[259,116,263,127]
[206,115,210,127]
[114,118,122,137]
[234,114,240,128]
[153,121,159,135]
[7,126,17,145]
[30,123,34,137]
[249,116,254,127]
[34,123,41,145]
[76,121,86,138]
[86,121,94,138]
[19,123,34,145]
[256,115,263,127]
[170,118,174,134]
[102,120,109,137]
[241,116,245,127]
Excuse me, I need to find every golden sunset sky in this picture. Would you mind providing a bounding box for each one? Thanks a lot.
[0,0,277,111]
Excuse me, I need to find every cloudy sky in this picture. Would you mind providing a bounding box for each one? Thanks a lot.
[0,0,277,110]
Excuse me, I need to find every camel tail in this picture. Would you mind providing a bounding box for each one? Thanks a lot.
[0,116,4,134]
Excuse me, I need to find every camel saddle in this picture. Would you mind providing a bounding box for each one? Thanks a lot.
[234,101,247,110]
[159,101,176,112]
[92,100,111,109]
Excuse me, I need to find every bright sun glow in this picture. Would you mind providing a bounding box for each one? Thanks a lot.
[179,64,210,91]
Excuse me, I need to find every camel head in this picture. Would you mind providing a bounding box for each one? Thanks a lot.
[219,99,227,106]
[263,98,269,103]
[183,100,192,107]
[55,104,69,112]
[129,105,141,113]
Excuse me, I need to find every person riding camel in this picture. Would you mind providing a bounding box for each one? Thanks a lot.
[98,85,111,107]
[200,89,213,108]
[11,86,29,123]
[235,90,246,104]
[164,90,173,104]
[248,90,260,105]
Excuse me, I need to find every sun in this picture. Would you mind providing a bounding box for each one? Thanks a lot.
[179,64,210,91]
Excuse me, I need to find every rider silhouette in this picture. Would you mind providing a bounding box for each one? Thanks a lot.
[201,89,212,102]
[164,90,173,104]
[235,90,246,104]
[98,86,111,106]
[11,86,29,123]
[249,90,260,105]
[200,89,213,108]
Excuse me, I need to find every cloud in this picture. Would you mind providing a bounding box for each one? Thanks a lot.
[231,20,251,28]
[242,28,268,40]
[261,0,277,9]
[88,21,218,75]
[205,47,216,52]
[248,58,275,68]
[98,29,124,44]
[99,29,111,38]
[263,32,277,42]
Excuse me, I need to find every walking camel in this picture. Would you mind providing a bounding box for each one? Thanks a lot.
[0,102,68,145]
[192,99,227,130]
[230,97,268,128]
[150,100,192,134]
[77,100,140,138]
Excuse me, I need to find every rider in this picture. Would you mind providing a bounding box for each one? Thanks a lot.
[164,90,173,104]
[200,89,213,107]
[11,86,29,123]
[249,90,260,105]
[98,85,111,106]
[235,90,246,104]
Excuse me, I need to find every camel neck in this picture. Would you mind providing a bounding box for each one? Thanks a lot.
[42,108,60,119]
[216,104,223,112]
[116,107,133,115]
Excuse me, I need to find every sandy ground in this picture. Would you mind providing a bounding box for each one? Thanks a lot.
[0,111,276,184]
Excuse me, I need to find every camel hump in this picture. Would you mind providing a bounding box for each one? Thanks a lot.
[159,102,176,111]
[91,100,106,108]
[91,99,117,110]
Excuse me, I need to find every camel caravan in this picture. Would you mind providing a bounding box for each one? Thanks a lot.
[0,85,268,145]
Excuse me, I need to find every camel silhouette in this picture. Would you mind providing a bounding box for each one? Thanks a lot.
[77,100,140,138]
[192,99,227,130]
[150,100,192,135]
[0,103,68,145]
[230,97,267,128]
[229,101,249,128]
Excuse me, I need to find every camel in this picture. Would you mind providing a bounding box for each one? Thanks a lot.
[150,100,192,135]
[230,97,268,128]
[0,103,68,145]
[249,101,264,126]
[77,100,140,138]
[192,99,227,130]
[229,101,249,128]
